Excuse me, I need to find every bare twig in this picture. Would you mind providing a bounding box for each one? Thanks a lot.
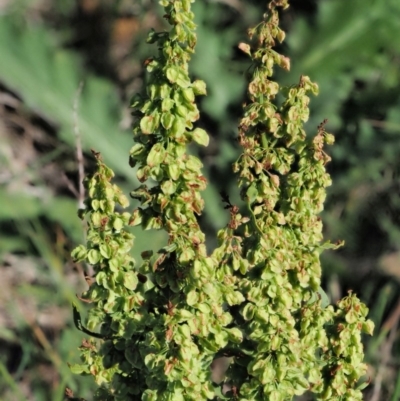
[382,297,400,333]
[73,82,93,277]
[62,172,80,199]
[364,118,400,132]
[73,81,85,209]
[370,299,400,401]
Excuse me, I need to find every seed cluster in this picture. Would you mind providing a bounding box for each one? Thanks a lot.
[69,1,373,400]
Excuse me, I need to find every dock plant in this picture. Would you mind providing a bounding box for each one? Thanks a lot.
[69,0,374,400]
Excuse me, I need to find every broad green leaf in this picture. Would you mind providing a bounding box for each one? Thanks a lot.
[0,18,134,178]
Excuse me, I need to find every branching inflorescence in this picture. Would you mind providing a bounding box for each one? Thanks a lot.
[69,1,373,400]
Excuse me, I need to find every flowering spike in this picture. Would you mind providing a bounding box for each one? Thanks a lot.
[70,1,373,400]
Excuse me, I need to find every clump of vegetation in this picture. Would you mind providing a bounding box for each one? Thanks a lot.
[69,1,373,400]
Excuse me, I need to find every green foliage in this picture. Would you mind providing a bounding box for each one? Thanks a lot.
[3,0,399,400]
[0,17,133,177]
[70,1,373,400]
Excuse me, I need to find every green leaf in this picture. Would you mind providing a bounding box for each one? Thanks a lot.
[0,187,41,220]
[0,18,135,178]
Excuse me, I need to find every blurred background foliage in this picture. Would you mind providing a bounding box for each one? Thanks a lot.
[1,0,400,400]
